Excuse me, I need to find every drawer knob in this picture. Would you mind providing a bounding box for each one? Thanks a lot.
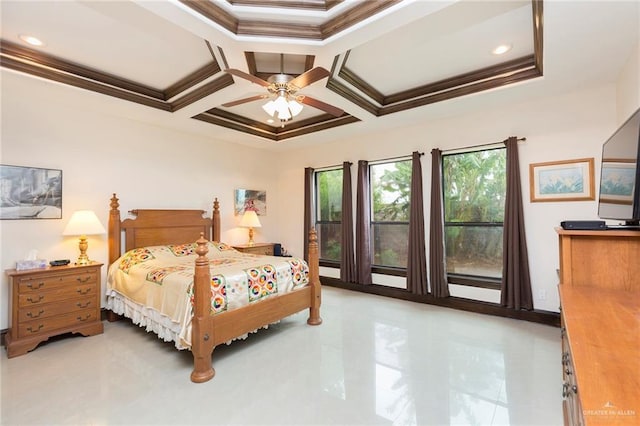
[76,288,92,295]
[27,282,45,290]
[26,295,44,303]
[76,314,91,322]
[76,301,91,308]
[27,309,45,319]
[76,276,91,283]
[27,324,44,333]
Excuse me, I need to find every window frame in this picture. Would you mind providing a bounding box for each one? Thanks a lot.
[314,168,343,267]
[369,159,412,272]
[441,147,506,289]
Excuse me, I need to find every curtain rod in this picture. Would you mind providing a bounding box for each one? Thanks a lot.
[369,152,424,165]
[313,162,351,172]
[442,137,526,153]
[312,151,424,171]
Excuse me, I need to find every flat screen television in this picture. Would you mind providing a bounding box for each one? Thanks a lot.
[597,107,640,228]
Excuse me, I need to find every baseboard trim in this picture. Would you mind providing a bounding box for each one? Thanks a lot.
[321,277,560,327]
[1,284,558,349]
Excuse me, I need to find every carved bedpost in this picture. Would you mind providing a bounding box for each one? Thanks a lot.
[109,193,121,265]
[307,228,322,326]
[212,198,220,242]
[190,233,215,383]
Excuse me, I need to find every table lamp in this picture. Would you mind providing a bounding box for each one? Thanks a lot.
[239,210,261,246]
[63,210,106,265]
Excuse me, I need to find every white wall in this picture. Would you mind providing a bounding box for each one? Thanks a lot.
[0,71,281,329]
[617,43,640,123]
[276,84,622,312]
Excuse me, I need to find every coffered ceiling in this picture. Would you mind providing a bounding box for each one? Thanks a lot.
[1,1,638,146]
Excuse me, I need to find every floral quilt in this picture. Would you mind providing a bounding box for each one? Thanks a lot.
[106,241,309,349]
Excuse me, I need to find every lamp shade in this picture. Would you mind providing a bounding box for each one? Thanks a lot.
[239,210,261,228]
[63,210,106,236]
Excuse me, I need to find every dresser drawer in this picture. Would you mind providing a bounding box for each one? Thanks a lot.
[245,246,273,255]
[18,283,97,308]
[18,296,96,322]
[18,309,97,338]
[17,270,97,293]
[233,243,274,255]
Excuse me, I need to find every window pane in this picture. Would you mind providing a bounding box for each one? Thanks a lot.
[372,223,409,268]
[317,223,341,262]
[443,149,506,223]
[445,225,503,278]
[316,169,343,221]
[371,160,412,222]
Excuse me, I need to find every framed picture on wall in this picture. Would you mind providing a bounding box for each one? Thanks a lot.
[0,164,63,219]
[234,189,266,216]
[529,158,595,202]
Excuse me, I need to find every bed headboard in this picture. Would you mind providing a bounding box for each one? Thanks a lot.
[108,193,220,264]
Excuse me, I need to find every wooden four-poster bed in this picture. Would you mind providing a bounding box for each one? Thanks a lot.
[106,194,321,383]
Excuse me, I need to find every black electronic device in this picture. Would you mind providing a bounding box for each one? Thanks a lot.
[560,220,606,230]
[597,107,640,228]
[50,259,71,266]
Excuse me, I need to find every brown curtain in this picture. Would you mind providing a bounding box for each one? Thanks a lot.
[356,160,372,285]
[407,151,428,295]
[501,137,533,310]
[429,149,450,298]
[303,167,314,262]
[341,162,356,282]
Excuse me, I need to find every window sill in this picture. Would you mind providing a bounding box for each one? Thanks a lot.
[447,274,501,289]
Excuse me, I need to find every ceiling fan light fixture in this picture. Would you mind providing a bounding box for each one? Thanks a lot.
[288,99,303,117]
[262,100,277,116]
[278,107,292,121]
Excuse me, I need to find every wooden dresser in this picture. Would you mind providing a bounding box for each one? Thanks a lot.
[556,228,639,425]
[232,242,274,256]
[5,262,104,358]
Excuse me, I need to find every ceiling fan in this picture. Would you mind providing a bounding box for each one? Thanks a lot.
[223,54,344,125]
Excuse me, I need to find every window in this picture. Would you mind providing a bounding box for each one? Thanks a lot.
[442,148,506,286]
[370,160,412,270]
[315,168,343,263]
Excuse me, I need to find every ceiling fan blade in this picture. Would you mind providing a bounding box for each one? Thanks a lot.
[289,67,330,89]
[225,69,271,87]
[222,94,268,108]
[298,96,344,117]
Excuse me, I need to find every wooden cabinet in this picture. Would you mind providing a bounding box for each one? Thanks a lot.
[557,228,639,425]
[232,243,274,256]
[5,263,104,358]
[557,228,639,290]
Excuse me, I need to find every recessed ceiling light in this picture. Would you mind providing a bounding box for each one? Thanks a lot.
[267,119,274,124]
[492,44,512,55]
[19,34,44,47]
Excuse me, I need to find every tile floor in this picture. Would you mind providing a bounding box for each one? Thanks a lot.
[1,287,562,425]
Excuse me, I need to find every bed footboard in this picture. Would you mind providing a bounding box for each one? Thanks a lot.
[189,229,322,383]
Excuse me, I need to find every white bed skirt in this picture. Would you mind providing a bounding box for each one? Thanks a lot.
[106,289,277,350]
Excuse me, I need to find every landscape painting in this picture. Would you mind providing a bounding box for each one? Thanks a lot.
[529,158,595,202]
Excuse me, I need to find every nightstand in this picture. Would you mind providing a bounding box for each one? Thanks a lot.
[232,243,274,256]
[5,262,104,358]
